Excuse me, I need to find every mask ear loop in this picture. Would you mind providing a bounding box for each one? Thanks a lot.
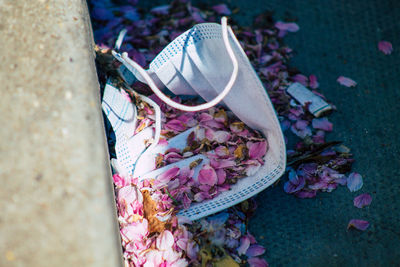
[114,29,161,159]
[112,17,238,112]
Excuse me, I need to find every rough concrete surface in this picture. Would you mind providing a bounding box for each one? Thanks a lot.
[0,0,122,266]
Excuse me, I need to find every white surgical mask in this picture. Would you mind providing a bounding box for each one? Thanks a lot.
[106,18,286,220]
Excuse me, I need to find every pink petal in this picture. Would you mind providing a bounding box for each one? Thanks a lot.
[158,167,180,183]
[347,219,370,231]
[118,185,141,205]
[113,174,127,188]
[199,112,213,122]
[246,245,266,257]
[205,128,215,140]
[165,119,186,132]
[210,158,236,169]
[294,190,317,198]
[198,164,218,186]
[378,41,393,55]
[275,21,300,32]
[309,74,319,89]
[164,151,183,163]
[216,169,226,184]
[194,191,210,202]
[156,230,174,250]
[248,141,268,159]
[295,120,309,130]
[312,117,333,131]
[182,193,191,209]
[121,220,148,242]
[213,131,231,143]
[347,172,363,192]
[212,4,231,15]
[237,236,251,255]
[248,257,269,267]
[215,146,230,157]
[337,76,357,87]
[353,193,372,208]
[292,74,308,86]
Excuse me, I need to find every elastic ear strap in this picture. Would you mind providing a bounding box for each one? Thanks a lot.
[113,17,239,112]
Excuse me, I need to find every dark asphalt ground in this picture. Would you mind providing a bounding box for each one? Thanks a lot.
[137,1,400,266]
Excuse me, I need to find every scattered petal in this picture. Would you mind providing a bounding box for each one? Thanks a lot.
[347,172,363,192]
[248,257,269,267]
[378,41,393,55]
[165,119,186,132]
[198,164,218,186]
[309,75,319,89]
[246,244,266,257]
[248,141,268,159]
[292,74,308,86]
[312,117,333,131]
[212,4,232,15]
[156,230,175,250]
[214,130,231,143]
[158,167,180,184]
[353,193,372,208]
[337,76,357,87]
[347,219,370,231]
[237,236,251,255]
[275,21,300,32]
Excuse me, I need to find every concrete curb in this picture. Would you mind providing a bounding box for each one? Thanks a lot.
[0,0,122,266]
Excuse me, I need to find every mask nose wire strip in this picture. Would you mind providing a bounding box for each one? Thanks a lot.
[112,17,238,112]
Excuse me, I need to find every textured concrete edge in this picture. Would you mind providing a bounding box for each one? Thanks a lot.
[0,0,123,266]
[81,0,125,265]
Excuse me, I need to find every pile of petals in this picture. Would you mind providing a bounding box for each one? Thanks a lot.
[150,97,268,207]
[114,170,268,266]
[89,0,374,266]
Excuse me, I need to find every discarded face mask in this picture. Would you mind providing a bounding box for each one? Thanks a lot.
[104,17,286,220]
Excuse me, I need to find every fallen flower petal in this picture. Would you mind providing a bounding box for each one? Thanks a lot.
[337,76,357,87]
[246,244,266,257]
[198,164,218,186]
[156,230,175,250]
[120,219,149,243]
[353,193,372,208]
[347,219,370,231]
[248,257,269,267]
[378,41,393,55]
[214,130,231,143]
[249,141,268,159]
[295,190,317,198]
[309,74,319,89]
[292,74,308,86]
[275,21,300,32]
[165,119,186,132]
[347,172,363,192]
[158,167,180,184]
[212,4,232,15]
[312,117,333,131]
[237,236,251,255]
